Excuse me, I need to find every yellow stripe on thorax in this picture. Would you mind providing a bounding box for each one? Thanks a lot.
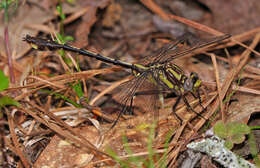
[167,67,182,81]
[159,72,173,89]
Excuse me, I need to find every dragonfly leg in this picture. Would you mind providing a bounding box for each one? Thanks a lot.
[112,90,162,128]
[172,96,183,125]
[182,95,207,121]
[191,91,207,112]
[111,103,127,129]
[128,96,134,115]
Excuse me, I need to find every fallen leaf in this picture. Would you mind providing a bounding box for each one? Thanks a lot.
[198,0,260,34]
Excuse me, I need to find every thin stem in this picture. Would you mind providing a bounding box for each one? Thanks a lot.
[4,25,15,83]
[58,0,64,37]
[4,0,9,23]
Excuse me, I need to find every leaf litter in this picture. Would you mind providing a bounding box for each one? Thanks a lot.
[0,0,260,167]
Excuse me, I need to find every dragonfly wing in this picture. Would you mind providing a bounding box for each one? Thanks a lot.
[111,72,148,125]
[133,76,161,126]
[139,34,188,65]
[163,34,231,63]
[111,71,162,127]
[139,33,230,65]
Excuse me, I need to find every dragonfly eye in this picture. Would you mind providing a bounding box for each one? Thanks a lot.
[190,72,201,89]
[190,72,199,83]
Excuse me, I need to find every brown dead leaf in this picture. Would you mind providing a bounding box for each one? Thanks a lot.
[0,1,53,59]
[74,7,97,48]
[228,94,260,123]
[198,0,260,35]
[102,1,122,28]
[73,0,111,48]
[37,0,57,11]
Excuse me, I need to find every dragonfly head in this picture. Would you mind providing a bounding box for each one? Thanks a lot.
[184,72,201,92]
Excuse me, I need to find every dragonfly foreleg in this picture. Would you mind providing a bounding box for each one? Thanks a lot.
[190,91,207,113]
[182,95,207,121]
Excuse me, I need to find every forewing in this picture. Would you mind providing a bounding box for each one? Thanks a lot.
[139,33,230,65]
[138,35,187,65]
[163,34,231,63]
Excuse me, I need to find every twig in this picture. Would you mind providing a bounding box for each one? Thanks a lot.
[6,108,31,168]
[210,53,225,122]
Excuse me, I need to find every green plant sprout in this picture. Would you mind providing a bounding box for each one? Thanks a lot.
[214,121,260,166]
[56,1,84,99]
[33,2,84,111]
[0,70,20,118]
[56,1,74,57]
[0,70,9,92]
[248,127,260,167]
[40,89,82,108]
[0,0,18,23]
[106,123,170,168]
[213,121,250,149]
[213,69,259,166]
[0,0,18,83]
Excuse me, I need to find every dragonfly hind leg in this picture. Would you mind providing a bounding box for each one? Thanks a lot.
[172,96,183,125]
[182,95,207,121]
[123,96,134,115]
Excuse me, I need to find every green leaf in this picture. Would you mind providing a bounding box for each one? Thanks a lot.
[0,0,7,9]
[56,5,65,20]
[72,81,83,98]
[58,49,65,57]
[224,140,234,150]
[231,133,245,144]
[0,96,20,108]
[56,5,62,15]
[248,132,258,156]
[0,70,9,91]
[227,122,250,136]
[40,89,81,108]
[64,36,74,42]
[56,34,74,44]
[57,33,65,44]
[236,123,251,134]
[250,126,260,130]
[213,121,228,139]
[248,132,260,166]
[66,0,76,4]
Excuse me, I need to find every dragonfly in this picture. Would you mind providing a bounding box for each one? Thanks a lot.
[24,33,231,127]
